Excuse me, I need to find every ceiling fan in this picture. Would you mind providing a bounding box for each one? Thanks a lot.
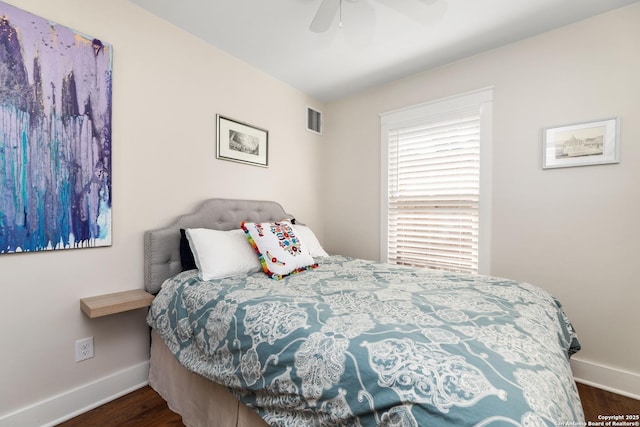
[310,0,355,33]
[309,0,440,33]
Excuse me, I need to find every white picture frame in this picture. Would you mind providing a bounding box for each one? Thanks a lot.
[543,117,619,169]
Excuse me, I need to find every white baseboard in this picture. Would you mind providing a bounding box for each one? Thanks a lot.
[0,361,150,427]
[571,357,640,400]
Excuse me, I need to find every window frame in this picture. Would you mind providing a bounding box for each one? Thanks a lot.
[380,88,493,275]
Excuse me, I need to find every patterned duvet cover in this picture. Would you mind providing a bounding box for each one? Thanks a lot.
[147,255,584,426]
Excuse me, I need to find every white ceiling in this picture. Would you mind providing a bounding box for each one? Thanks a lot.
[129,0,638,102]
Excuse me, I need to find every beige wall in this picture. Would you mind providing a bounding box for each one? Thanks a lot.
[2,0,639,422]
[324,4,640,391]
[0,0,324,420]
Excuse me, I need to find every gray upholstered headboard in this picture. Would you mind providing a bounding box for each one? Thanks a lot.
[144,198,294,294]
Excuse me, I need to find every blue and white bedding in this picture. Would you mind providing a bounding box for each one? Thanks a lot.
[147,255,584,426]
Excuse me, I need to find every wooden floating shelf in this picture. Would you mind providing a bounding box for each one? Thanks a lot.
[80,289,154,319]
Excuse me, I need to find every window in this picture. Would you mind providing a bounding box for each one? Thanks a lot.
[380,88,492,275]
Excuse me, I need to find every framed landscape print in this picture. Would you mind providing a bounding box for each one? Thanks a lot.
[543,118,619,169]
[216,115,268,167]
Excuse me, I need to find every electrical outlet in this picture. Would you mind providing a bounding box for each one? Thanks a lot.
[75,337,94,362]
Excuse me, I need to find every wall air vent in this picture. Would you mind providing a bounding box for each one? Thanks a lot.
[307,107,322,135]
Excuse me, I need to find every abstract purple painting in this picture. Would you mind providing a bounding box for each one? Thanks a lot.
[0,2,112,253]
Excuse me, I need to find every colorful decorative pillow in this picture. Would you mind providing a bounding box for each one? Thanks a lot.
[241,220,318,280]
[185,228,261,280]
[293,224,329,257]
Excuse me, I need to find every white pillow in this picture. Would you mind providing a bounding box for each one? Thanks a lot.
[185,228,261,280]
[241,220,317,280]
[293,224,329,257]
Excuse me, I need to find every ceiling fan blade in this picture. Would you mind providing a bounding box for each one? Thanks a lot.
[310,0,340,33]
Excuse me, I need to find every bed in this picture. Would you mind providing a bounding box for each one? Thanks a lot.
[144,198,584,426]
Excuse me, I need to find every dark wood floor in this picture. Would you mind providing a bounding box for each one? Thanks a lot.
[57,386,183,427]
[58,382,639,426]
[577,382,640,422]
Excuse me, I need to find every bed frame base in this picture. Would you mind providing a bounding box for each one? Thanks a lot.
[150,331,268,427]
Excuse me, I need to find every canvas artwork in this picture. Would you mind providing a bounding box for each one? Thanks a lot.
[0,2,112,253]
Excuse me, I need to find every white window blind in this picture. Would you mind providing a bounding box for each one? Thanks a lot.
[381,88,492,275]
